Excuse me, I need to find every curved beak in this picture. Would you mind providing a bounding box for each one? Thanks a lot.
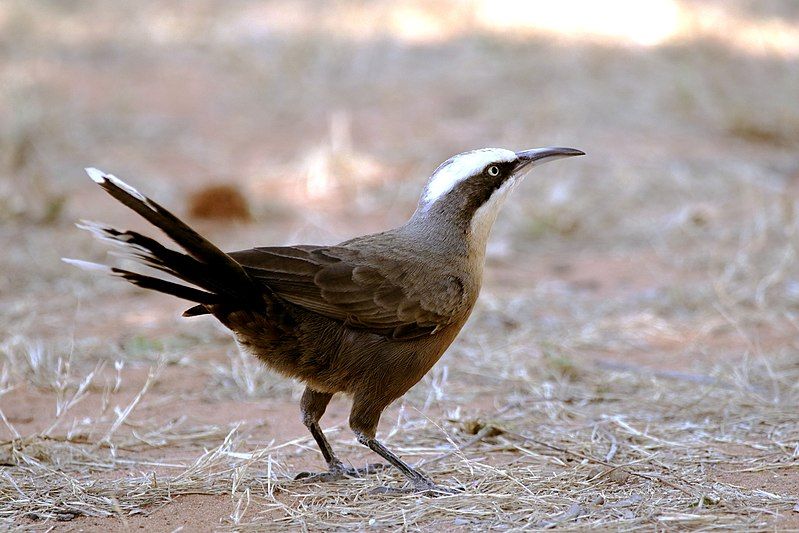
[514,147,585,174]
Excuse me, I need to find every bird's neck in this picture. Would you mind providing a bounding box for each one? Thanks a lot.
[407,181,513,259]
[403,201,497,270]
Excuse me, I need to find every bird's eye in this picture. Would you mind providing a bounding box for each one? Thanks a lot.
[487,165,500,177]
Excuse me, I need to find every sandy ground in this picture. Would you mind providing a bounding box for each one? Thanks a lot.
[2,1,799,531]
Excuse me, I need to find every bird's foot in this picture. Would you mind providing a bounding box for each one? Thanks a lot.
[294,462,388,482]
[370,480,464,497]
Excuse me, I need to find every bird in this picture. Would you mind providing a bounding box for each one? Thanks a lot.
[64,146,584,494]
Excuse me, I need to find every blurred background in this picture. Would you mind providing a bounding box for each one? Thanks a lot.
[2,2,798,241]
[2,1,798,267]
[3,0,798,355]
[1,1,799,528]
[0,0,799,400]
[2,0,799,411]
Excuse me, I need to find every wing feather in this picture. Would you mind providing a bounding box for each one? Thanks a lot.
[228,245,464,339]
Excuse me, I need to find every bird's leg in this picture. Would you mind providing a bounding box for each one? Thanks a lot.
[350,401,458,495]
[294,387,386,481]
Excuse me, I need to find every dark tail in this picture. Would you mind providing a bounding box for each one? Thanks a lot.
[64,168,260,316]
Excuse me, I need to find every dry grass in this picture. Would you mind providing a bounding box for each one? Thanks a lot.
[1,333,798,529]
[2,0,799,530]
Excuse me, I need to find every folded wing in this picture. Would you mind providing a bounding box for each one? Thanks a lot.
[229,245,464,340]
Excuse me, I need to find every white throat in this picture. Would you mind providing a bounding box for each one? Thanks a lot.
[468,176,520,251]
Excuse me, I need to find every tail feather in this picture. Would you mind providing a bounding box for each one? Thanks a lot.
[110,267,220,305]
[85,168,254,293]
[66,168,262,312]
[62,259,220,305]
[76,221,239,298]
[182,304,210,317]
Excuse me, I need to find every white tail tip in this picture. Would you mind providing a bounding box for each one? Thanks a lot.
[84,167,147,202]
[85,167,107,183]
[62,258,113,274]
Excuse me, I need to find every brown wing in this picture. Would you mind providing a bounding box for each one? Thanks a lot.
[228,245,464,340]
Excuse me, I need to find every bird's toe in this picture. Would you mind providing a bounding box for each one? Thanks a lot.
[294,470,347,482]
[295,462,389,483]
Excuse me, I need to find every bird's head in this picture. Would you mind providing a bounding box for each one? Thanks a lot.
[412,147,584,247]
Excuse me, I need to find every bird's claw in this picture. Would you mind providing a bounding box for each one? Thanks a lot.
[294,462,388,482]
